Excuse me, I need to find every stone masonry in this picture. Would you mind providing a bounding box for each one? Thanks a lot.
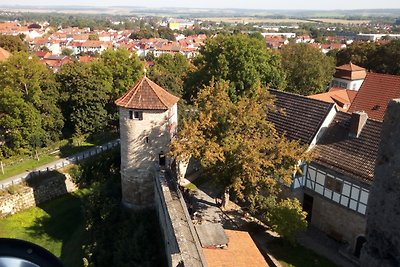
[0,173,77,217]
[360,99,400,266]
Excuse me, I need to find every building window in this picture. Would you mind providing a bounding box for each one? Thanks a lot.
[145,137,149,144]
[325,175,343,194]
[129,110,143,120]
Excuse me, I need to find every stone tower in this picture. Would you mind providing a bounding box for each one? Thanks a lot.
[115,77,179,209]
[360,99,400,266]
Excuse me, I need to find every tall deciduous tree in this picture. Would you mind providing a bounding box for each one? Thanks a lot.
[280,43,336,95]
[99,49,143,124]
[171,80,307,206]
[148,53,190,97]
[0,52,63,154]
[57,62,112,137]
[0,35,27,52]
[0,88,44,157]
[333,41,378,70]
[186,34,286,102]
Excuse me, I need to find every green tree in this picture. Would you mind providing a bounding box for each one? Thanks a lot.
[369,40,400,75]
[186,34,286,102]
[88,34,99,41]
[57,62,112,137]
[148,53,190,97]
[280,43,335,95]
[148,53,191,120]
[0,35,27,52]
[263,197,308,245]
[157,26,175,41]
[62,47,74,56]
[0,52,63,146]
[171,80,308,206]
[99,49,143,124]
[334,41,378,69]
[0,88,44,157]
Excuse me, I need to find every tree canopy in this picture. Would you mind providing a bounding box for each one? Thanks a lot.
[334,40,400,75]
[185,34,286,102]
[280,43,336,95]
[171,80,308,205]
[0,35,27,52]
[0,52,63,156]
[57,61,112,137]
[148,53,191,97]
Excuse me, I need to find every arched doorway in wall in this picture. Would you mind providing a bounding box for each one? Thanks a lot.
[354,235,367,258]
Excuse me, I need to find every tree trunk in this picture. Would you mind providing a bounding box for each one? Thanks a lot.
[221,188,230,210]
[0,161,4,175]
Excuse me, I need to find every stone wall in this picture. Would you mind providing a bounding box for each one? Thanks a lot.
[361,99,400,266]
[307,190,366,247]
[154,170,207,267]
[0,173,77,218]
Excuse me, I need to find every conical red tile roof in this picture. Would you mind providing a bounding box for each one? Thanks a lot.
[115,77,179,110]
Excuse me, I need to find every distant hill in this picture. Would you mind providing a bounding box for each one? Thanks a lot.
[1,5,400,18]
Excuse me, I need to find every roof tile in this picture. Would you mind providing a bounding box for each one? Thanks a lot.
[115,77,179,110]
[348,72,400,121]
[269,89,334,145]
[313,112,382,184]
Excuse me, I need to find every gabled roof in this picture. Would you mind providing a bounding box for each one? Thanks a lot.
[348,72,400,121]
[313,112,382,184]
[115,77,179,110]
[268,89,334,146]
[308,88,357,112]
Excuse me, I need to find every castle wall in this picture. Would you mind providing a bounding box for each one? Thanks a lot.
[154,170,207,267]
[0,173,77,217]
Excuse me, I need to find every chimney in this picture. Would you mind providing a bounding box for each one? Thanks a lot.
[349,111,368,138]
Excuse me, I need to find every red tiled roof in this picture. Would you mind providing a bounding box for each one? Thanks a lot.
[203,230,268,267]
[348,72,400,121]
[308,88,357,112]
[115,77,179,110]
[334,62,366,80]
[336,62,365,72]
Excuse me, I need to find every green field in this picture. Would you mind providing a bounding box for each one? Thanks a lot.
[0,190,89,267]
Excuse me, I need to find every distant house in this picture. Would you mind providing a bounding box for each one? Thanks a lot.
[330,62,367,91]
[348,72,400,121]
[308,87,357,112]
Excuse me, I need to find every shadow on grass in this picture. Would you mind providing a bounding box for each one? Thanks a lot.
[58,131,119,158]
[26,191,87,267]
[265,236,338,267]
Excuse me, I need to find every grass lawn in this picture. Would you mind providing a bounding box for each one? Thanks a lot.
[267,238,338,267]
[0,131,119,181]
[0,155,58,181]
[0,189,89,267]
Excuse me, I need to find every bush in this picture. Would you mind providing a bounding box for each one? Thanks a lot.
[266,198,308,245]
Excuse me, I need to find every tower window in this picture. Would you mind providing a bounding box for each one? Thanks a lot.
[129,110,143,120]
[145,137,149,143]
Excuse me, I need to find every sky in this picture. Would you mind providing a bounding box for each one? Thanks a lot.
[5,0,400,10]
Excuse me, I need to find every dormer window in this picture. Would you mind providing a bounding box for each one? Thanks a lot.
[129,110,143,120]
